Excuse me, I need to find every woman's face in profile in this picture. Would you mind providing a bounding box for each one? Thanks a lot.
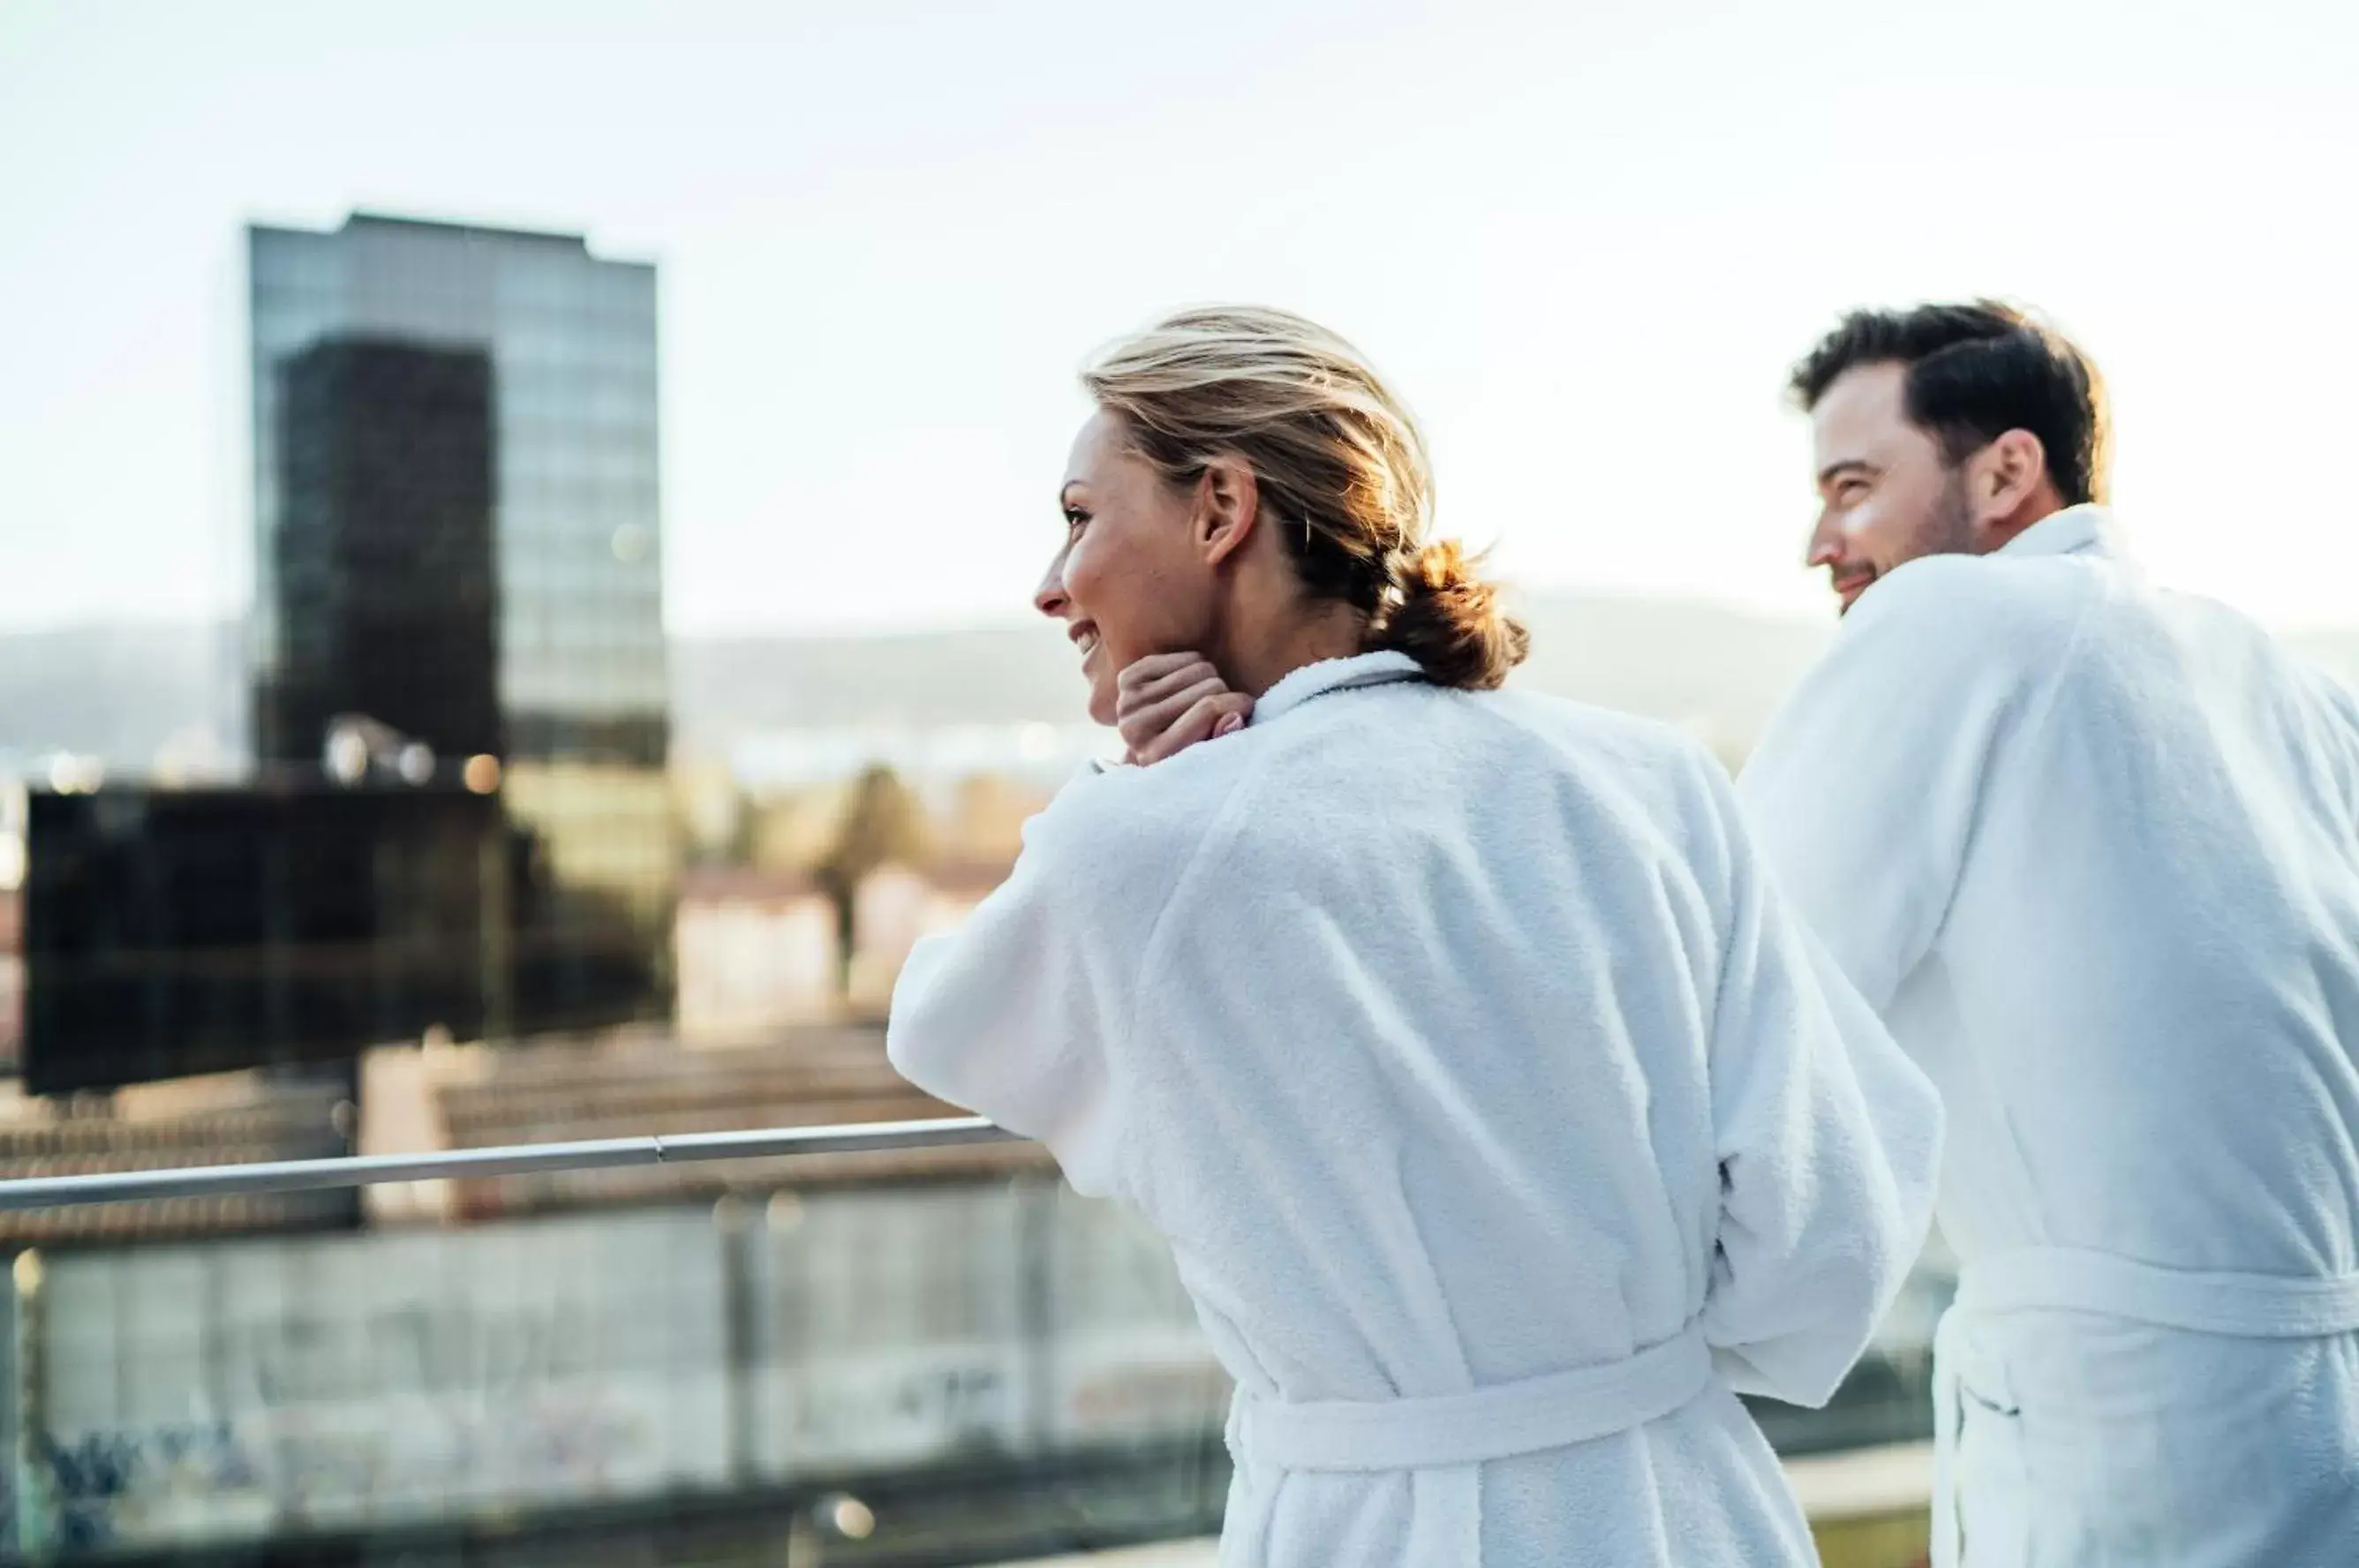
[1038,410,1213,727]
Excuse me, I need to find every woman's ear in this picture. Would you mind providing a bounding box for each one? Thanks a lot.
[1197,456,1261,567]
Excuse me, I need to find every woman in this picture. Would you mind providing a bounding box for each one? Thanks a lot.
[888,306,1941,1565]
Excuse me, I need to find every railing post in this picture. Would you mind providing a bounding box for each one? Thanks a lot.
[1019,1174,1056,1459]
[11,1252,52,1564]
[714,1193,757,1489]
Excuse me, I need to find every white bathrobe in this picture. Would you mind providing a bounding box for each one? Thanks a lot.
[890,651,1941,1566]
[1739,508,2359,1566]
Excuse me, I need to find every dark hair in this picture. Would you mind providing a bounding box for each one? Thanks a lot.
[1790,301,2110,507]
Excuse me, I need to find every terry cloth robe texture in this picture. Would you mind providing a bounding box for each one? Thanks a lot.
[893,650,1941,1566]
[1741,507,2359,1566]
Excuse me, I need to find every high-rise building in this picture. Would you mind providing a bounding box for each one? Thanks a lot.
[248,213,675,1035]
[23,784,501,1094]
[268,337,502,765]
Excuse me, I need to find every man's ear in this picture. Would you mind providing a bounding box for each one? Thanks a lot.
[1197,456,1261,567]
[1974,429,2048,530]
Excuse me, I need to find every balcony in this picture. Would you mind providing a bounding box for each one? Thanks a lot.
[0,1073,1944,1567]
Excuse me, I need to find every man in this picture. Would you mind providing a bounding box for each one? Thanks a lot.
[1738,301,2359,1565]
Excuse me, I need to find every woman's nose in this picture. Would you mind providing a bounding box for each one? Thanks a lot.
[1033,557,1069,620]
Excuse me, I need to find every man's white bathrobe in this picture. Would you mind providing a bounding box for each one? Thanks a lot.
[1739,508,2359,1566]
[891,652,1941,1566]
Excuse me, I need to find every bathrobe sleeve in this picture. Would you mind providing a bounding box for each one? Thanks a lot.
[1692,754,1944,1406]
[1736,556,2087,1012]
[2303,667,2359,813]
[886,769,1196,1198]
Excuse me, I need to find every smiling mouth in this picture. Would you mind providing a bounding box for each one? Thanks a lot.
[1071,622,1100,658]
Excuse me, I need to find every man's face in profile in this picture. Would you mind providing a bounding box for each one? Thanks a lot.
[1805,361,1975,615]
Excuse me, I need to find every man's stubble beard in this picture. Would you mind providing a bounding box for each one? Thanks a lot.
[1908,465,1980,565]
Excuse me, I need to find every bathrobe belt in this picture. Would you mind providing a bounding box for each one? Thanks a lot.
[1225,1320,1713,1474]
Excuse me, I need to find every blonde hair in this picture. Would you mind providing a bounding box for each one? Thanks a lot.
[1080,305,1528,691]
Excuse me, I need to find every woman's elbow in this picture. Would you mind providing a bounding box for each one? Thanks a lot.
[884,945,968,1099]
[1730,1250,1888,1410]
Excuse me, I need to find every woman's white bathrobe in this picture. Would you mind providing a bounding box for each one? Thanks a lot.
[1739,508,2359,1566]
[890,651,1941,1566]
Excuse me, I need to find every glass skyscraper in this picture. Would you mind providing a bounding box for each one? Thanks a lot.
[269,336,502,765]
[248,213,675,1036]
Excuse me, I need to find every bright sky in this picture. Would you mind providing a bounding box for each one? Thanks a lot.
[4,0,2355,637]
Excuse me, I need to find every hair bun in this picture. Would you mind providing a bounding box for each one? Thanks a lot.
[1377,539,1529,691]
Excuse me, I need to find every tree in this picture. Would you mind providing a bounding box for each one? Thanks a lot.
[812,765,930,991]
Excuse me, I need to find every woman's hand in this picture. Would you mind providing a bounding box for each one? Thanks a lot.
[1116,652,1253,765]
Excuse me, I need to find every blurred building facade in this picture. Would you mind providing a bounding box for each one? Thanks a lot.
[20,785,501,1093]
[265,337,502,765]
[848,857,1010,1008]
[672,868,840,1043]
[248,213,675,1035]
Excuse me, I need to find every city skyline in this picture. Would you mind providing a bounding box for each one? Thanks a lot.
[4,1,2358,639]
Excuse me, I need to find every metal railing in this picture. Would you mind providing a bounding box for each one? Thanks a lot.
[0,1112,1939,1565]
[0,1115,1021,1210]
